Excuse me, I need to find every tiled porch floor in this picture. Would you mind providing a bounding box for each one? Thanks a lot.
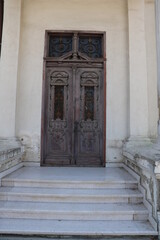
[2,166,136,182]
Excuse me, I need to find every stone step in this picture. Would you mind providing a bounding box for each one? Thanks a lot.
[0,219,157,236]
[0,187,143,203]
[0,201,148,221]
[1,178,138,189]
[0,236,157,240]
[1,166,138,189]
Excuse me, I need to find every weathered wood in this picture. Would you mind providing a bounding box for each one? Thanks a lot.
[41,31,106,167]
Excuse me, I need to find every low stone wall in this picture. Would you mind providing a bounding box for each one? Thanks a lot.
[0,147,24,173]
[123,144,160,230]
[0,138,25,173]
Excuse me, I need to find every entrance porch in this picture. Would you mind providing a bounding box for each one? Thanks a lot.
[0,0,160,238]
[0,166,158,237]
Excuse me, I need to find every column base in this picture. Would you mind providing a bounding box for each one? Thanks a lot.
[124,136,153,149]
[0,137,22,150]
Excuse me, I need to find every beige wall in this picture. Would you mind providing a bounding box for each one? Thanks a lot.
[0,0,21,137]
[0,0,155,164]
[145,0,158,138]
[16,0,129,163]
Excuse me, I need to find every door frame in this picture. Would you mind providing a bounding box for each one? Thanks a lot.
[40,30,107,166]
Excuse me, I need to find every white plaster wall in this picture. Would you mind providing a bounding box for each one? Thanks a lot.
[16,0,129,163]
[0,0,21,137]
[155,0,160,115]
[145,0,159,138]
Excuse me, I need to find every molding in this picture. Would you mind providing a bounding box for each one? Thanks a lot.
[125,136,152,148]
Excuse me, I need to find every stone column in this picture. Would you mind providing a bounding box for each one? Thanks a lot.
[127,0,149,144]
[0,0,21,141]
[155,0,160,135]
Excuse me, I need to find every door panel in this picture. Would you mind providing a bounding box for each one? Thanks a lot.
[44,66,104,166]
[74,68,104,166]
[45,67,73,165]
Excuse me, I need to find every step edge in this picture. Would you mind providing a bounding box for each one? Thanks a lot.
[1,179,138,184]
[0,230,157,236]
[0,192,144,197]
[0,209,149,214]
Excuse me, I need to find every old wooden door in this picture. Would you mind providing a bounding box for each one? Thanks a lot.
[41,31,106,166]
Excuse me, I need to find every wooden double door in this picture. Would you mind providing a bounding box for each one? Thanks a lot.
[41,31,105,166]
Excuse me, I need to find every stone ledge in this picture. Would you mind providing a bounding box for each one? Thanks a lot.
[123,138,160,176]
[123,145,160,163]
[0,143,25,173]
[122,142,160,229]
[0,147,22,161]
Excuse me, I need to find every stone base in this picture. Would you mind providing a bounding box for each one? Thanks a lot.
[0,137,22,150]
[124,136,153,148]
[0,137,24,174]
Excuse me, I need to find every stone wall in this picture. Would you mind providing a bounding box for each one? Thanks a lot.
[0,138,25,174]
[16,0,129,164]
[0,148,23,173]
[123,144,160,229]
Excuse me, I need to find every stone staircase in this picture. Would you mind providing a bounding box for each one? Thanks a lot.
[0,167,158,238]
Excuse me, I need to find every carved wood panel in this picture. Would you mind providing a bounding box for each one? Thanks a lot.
[44,66,104,166]
[42,31,105,166]
[74,68,103,166]
[45,68,73,165]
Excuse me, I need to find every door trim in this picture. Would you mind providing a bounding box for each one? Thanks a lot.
[41,30,107,166]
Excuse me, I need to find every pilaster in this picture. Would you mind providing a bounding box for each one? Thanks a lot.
[0,0,21,138]
[155,0,160,134]
[128,0,149,143]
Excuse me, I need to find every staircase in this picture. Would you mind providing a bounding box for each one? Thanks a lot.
[0,167,158,238]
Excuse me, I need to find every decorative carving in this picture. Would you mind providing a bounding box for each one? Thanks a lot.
[49,120,67,130]
[80,120,98,131]
[80,71,99,121]
[45,32,104,165]
[49,71,69,120]
[84,87,94,121]
[52,131,65,151]
[50,71,69,86]
[54,86,64,120]
[49,36,72,57]
[81,72,99,86]
[80,120,99,152]
[79,36,102,58]
[82,132,96,152]
[48,34,103,61]
[49,120,67,151]
[79,71,100,153]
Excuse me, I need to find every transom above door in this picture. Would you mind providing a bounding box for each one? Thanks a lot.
[41,31,106,167]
